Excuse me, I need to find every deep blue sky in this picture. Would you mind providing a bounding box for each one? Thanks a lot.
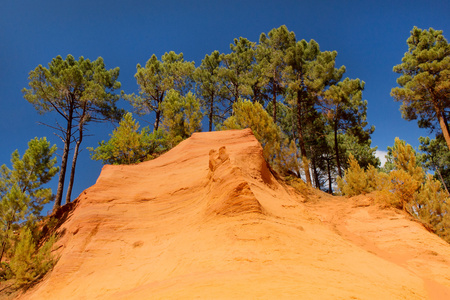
[1,0,449,211]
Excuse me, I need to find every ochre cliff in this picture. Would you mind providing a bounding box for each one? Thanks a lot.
[21,129,450,299]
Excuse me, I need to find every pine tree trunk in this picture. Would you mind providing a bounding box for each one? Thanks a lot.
[297,92,312,186]
[436,107,450,151]
[66,117,84,204]
[154,109,161,131]
[209,95,213,132]
[65,139,80,204]
[0,221,11,262]
[0,241,5,262]
[327,158,333,194]
[0,213,16,262]
[435,167,450,196]
[310,146,320,189]
[54,106,73,212]
[154,93,164,131]
[313,159,321,189]
[272,76,277,123]
[334,119,342,178]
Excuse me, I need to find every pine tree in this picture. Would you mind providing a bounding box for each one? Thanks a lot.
[128,52,195,131]
[257,25,295,122]
[391,138,424,182]
[284,38,345,185]
[23,55,122,209]
[391,27,450,150]
[89,113,167,165]
[194,51,224,131]
[323,78,374,177]
[9,227,55,286]
[337,154,375,196]
[389,169,420,211]
[161,90,203,147]
[418,135,450,193]
[221,99,283,163]
[219,38,256,114]
[387,138,424,210]
[413,175,450,242]
[0,138,58,262]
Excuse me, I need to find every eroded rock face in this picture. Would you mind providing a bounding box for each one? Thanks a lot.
[206,146,264,217]
[21,129,450,300]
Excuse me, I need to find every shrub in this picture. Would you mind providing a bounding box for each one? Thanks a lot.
[0,262,13,281]
[337,154,379,196]
[161,90,203,147]
[89,113,168,165]
[388,169,420,211]
[9,227,55,287]
[285,176,311,200]
[338,138,450,244]
[412,175,450,243]
[221,99,282,161]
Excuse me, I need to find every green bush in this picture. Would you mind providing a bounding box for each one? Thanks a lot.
[412,175,450,243]
[9,227,56,287]
[89,112,168,165]
[337,154,379,196]
[0,262,13,281]
[285,176,311,200]
[338,138,450,244]
[220,99,296,175]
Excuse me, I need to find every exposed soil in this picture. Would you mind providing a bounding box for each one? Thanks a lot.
[13,129,450,299]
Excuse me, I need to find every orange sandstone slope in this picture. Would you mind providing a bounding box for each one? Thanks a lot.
[23,129,450,300]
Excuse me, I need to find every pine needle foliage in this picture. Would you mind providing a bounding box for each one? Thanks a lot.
[23,54,123,209]
[220,99,283,163]
[339,138,450,243]
[413,175,450,243]
[0,138,58,262]
[391,138,424,182]
[388,169,420,210]
[275,139,302,177]
[0,138,58,287]
[387,138,424,210]
[336,154,379,196]
[418,135,450,192]
[89,112,167,165]
[391,27,450,150]
[127,52,195,131]
[9,228,56,287]
[161,90,203,147]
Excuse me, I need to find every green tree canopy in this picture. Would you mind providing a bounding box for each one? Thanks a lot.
[0,137,58,262]
[257,25,295,122]
[128,52,195,131]
[161,90,203,147]
[418,134,450,192]
[85,25,378,193]
[89,113,167,165]
[219,38,257,113]
[391,27,450,150]
[283,38,345,185]
[23,54,122,210]
[194,51,224,131]
[323,77,372,177]
[221,99,282,164]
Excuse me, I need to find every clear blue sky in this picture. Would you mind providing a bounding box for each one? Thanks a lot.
[1,0,449,211]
